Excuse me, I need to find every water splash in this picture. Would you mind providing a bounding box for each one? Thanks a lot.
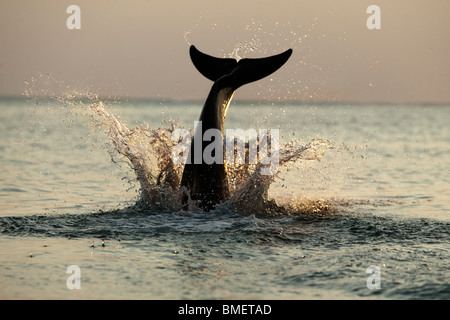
[22,73,344,217]
[90,102,336,217]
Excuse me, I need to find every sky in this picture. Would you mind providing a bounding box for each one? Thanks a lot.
[1,0,449,104]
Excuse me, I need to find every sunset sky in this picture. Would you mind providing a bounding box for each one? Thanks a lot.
[1,0,449,104]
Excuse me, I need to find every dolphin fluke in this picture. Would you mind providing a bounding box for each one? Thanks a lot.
[181,45,293,211]
[189,45,293,89]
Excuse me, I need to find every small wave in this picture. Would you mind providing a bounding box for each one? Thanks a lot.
[0,188,27,193]
[1,202,448,249]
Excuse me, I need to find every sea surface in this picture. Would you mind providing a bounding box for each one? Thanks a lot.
[0,97,449,299]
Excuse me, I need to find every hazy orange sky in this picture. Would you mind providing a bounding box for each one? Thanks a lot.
[1,0,449,104]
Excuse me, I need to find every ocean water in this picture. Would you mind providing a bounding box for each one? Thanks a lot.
[0,97,449,300]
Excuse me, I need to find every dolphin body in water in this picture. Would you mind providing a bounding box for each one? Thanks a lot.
[180,45,293,211]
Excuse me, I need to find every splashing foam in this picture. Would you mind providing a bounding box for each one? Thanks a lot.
[90,102,338,217]
[23,66,346,217]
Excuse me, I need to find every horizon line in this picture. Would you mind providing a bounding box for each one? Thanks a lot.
[0,94,449,107]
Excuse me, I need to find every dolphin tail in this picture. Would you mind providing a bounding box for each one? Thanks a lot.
[189,45,293,89]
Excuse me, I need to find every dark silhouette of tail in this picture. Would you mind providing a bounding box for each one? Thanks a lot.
[181,45,293,211]
[189,45,293,89]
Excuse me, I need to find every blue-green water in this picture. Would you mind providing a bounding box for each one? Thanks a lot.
[0,97,449,299]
